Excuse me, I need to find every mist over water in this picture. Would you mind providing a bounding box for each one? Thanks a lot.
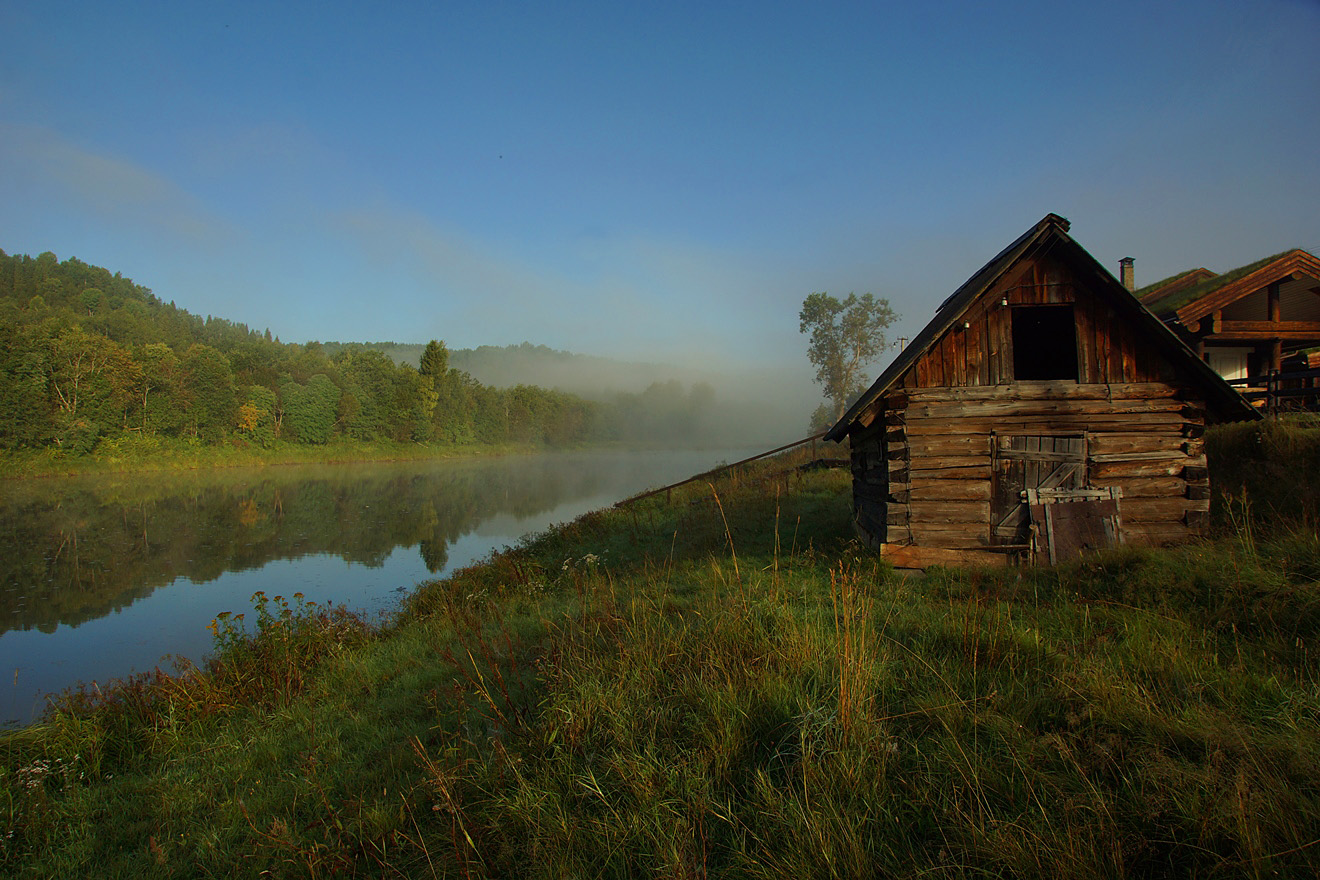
[336,341,825,447]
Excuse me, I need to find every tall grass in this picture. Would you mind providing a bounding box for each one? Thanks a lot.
[3,444,1320,877]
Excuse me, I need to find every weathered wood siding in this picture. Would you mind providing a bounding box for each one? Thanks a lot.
[900,251,1177,392]
[848,252,1212,552]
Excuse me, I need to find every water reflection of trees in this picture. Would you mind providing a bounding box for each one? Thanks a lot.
[0,455,630,634]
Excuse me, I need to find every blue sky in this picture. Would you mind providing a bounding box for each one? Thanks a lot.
[2,0,1318,389]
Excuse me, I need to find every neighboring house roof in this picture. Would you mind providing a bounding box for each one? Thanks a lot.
[1143,248,1320,325]
[1135,267,1217,305]
[824,213,1259,442]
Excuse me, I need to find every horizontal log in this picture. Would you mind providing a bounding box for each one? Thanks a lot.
[1089,477,1186,498]
[1122,497,1210,522]
[899,464,991,480]
[905,480,992,501]
[905,397,1188,421]
[1092,455,1206,479]
[903,382,1183,403]
[887,524,913,543]
[1123,521,1195,547]
[907,435,992,457]
[879,544,1011,570]
[1089,450,1197,464]
[909,523,994,549]
[909,455,991,471]
[1087,433,1200,457]
[907,501,989,523]
[905,413,1200,436]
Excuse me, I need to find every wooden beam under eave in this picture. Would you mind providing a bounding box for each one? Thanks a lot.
[1219,320,1320,333]
[1269,281,1282,323]
[1202,329,1320,342]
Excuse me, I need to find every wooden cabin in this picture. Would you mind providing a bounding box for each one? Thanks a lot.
[824,213,1259,568]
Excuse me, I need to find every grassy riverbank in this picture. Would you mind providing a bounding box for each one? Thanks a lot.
[3,424,1320,877]
[0,434,549,479]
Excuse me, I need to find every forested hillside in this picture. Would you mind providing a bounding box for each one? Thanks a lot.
[0,249,724,455]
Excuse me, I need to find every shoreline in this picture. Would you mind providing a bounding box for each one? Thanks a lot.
[0,439,566,481]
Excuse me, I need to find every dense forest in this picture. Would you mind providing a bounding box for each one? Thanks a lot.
[0,249,721,454]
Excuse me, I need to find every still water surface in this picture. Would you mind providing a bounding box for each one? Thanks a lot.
[0,449,746,726]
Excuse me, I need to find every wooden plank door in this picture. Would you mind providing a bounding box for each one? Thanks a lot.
[991,435,1086,546]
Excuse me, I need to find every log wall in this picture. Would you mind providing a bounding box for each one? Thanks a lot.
[847,251,1214,554]
[851,383,1210,550]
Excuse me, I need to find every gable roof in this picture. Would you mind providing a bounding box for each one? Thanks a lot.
[824,213,1259,442]
[1135,267,1217,305]
[1143,248,1320,325]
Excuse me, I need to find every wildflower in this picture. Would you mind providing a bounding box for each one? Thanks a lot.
[16,759,51,790]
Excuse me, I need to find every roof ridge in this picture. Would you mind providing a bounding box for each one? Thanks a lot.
[1156,248,1315,322]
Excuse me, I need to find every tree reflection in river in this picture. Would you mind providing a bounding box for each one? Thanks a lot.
[0,448,747,725]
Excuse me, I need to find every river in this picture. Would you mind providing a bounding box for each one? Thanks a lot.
[0,448,750,726]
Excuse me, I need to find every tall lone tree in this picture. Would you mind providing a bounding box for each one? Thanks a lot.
[799,291,897,426]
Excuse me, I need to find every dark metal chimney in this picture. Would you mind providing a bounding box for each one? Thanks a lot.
[1119,257,1135,292]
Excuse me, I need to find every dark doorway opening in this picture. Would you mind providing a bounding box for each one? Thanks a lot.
[1012,305,1078,380]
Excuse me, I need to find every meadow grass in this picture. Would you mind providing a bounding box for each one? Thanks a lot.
[3,430,1319,877]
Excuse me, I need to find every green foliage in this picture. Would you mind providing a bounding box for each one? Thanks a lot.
[280,375,340,444]
[203,591,376,711]
[418,338,449,380]
[0,322,52,447]
[133,343,184,435]
[799,291,897,424]
[180,344,236,441]
[237,385,277,447]
[78,288,103,315]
